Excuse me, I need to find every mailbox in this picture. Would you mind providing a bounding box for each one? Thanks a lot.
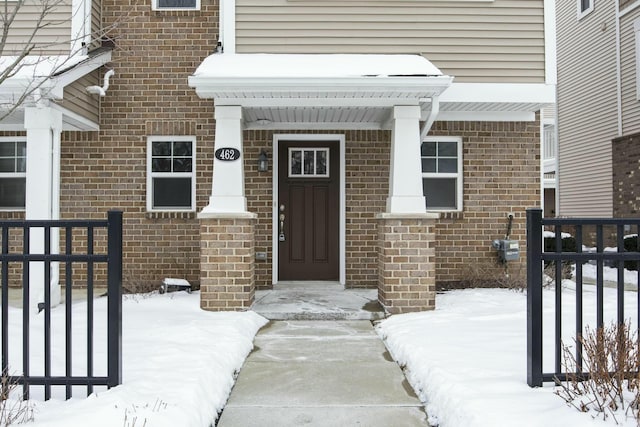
[492,239,520,262]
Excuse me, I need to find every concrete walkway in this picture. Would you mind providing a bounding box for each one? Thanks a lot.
[217,320,429,427]
[251,282,386,321]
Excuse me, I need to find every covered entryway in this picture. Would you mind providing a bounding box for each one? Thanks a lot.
[277,139,340,281]
[189,53,452,313]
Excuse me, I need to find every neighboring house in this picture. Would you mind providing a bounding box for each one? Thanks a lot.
[542,107,558,217]
[0,0,555,314]
[556,0,640,218]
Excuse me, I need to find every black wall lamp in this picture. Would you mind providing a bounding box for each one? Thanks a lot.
[258,149,269,172]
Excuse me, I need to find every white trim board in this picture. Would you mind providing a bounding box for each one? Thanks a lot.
[271,134,346,286]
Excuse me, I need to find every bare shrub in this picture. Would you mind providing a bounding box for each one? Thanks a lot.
[555,321,640,424]
[0,369,33,425]
[459,262,527,291]
[122,274,159,295]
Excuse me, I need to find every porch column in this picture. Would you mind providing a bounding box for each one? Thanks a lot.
[202,105,247,214]
[377,214,438,314]
[386,105,426,214]
[378,105,437,313]
[24,105,63,312]
[199,105,255,311]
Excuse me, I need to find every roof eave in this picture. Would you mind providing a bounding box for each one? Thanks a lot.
[188,75,454,102]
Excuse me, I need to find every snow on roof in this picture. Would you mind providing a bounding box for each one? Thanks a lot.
[0,54,88,80]
[193,54,444,79]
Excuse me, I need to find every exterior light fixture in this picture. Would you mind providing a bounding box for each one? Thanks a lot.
[258,149,269,172]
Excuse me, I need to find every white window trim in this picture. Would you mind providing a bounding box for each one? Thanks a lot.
[152,0,201,11]
[146,136,196,212]
[0,137,26,212]
[422,136,463,212]
[635,18,640,100]
[577,0,595,20]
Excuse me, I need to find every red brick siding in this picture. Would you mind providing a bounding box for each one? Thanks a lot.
[431,119,541,286]
[57,0,219,289]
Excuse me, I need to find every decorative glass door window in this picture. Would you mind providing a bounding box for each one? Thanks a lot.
[288,148,329,178]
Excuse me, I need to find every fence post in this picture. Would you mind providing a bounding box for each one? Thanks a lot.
[107,210,123,388]
[527,208,543,387]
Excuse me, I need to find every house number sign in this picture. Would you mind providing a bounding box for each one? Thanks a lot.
[215,148,241,161]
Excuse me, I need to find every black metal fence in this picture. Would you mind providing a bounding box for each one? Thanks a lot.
[527,208,640,387]
[0,211,122,400]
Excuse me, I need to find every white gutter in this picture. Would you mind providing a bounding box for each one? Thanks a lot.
[420,95,439,140]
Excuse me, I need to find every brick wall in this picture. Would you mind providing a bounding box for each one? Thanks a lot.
[56,0,219,289]
[242,129,390,289]
[612,132,640,217]
[241,121,539,290]
[431,120,541,287]
[378,216,436,313]
[200,216,255,310]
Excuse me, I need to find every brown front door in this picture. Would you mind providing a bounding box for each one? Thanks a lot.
[278,141,339,281]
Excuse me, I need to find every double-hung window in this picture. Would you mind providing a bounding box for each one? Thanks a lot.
[147,136,196,212]
[577,0,594,19]
[152,0,200,11]
[0,138,26,210]
[421,137,463,211]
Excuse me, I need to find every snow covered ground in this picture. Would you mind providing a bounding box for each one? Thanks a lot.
[377,284,640,427]
[3,264,639,426]
[2,292,267,426]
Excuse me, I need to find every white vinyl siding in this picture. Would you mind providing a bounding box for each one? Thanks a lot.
[621,11,640,136]
[556,0,617,216]
[577,0,594,20]
[235,0,545,83]
[3,0,73,55]
[61,70,100,124]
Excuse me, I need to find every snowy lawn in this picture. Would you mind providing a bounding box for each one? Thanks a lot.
[3,291,267,426]
[377,285,640,427]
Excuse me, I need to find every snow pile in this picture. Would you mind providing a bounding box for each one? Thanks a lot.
[193,53,444,78]
[4,292,267,427]
[377,287,639,427]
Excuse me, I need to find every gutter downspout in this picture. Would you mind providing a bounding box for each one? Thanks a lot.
[616,1,623,136]
[220,0,236,53]
[420,95,440,141]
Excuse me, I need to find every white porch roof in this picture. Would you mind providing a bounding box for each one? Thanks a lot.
[188,54,454,130]
[189,54,555,129]
[0,49,112,131]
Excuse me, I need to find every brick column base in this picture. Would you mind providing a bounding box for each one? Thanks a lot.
[377,214,438,314]
[199,213,257,311]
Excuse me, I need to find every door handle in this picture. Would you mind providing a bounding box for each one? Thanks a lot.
[279,204,285,241]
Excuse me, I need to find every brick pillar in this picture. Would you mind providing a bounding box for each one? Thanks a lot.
[377,214,438,314]
[200,213,256,311]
